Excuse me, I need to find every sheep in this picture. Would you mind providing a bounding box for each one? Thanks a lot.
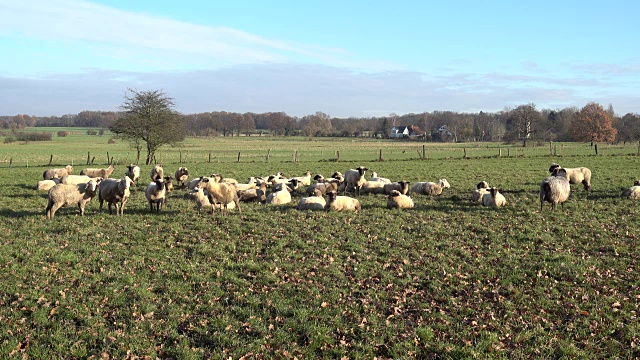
[36,176,60,191]
[145,176,167,213]
[220,176,239,185]
[61,174,97,185]
[620,180,640,199]
[344,166,368,196]
[370,171,392,184]
[197,177,241,216]
[237,182,268,203]
[235,177,261,191]
[549,163,592,192]
[80,164,116,179]
[360,180,386,195]
[383,180,411,195]
[411,179,451,196]
[163,175,174,193]
[150,164,164,182]
[325,190,361,212]
[306,179,340,196]
[43,165,73,180]
[173,167,189,188]
[187,176,205,191]
[99,176,135,216]
[387,190,414,209]
[540,168,571,211]
[296,188,326,210]
[190,186,237,211]
[482,187,507,208]
[292,171,313,186]
[272,179,300,193]
[266,186,293,205]
[45,178,102,219]
[125,164,140,183]
[472,181,490,203]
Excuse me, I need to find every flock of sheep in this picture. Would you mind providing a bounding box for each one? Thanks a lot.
[36,161,639,219]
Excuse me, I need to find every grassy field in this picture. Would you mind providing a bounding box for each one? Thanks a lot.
[0,132,639,358]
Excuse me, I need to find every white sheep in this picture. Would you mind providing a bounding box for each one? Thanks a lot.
[387,190,414,209]
[272,179,300,193]
[36,176,60,191]
[411,179,451,196]
[80,164,116,179]
[61,175,96,185]
[306,179,339,196]
[296,188,326,210]
[174,167,189,187]
[190,186,237,211]
[234,177,261,191]
[292,171,313,186]
[325,190,361,212]
[472,181,490,203]
[540,168,571,211]
[360,180,386,195]
[45,178,101,219]
[383,180,411,195]
[482,187,506,208]
[99,176,135,216]
[150,164,164,182]
[370,171,392,184]
[549,163,592,192]
[145,176,167,213]
[125,164,141,183]
[266,186,293,205]
[197,177,242,216]
[43,165,73,180]
[344,166,368,196]
[620,180,640,199]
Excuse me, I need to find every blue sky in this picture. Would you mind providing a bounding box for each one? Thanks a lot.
[0,0,639,117]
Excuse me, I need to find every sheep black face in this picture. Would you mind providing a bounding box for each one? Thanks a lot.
[635,180,640,186]
[549,163,561,173]
[477,181,489,189]
[552,168,568,178]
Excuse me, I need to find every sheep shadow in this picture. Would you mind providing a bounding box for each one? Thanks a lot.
[0,208,45,218]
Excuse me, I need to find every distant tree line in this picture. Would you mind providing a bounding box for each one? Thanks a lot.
[2,102,639,145]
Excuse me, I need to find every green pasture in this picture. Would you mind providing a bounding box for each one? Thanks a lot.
[0,132,638,358]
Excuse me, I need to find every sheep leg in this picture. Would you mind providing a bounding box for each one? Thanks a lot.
[48,202,63,219]
[78,203,85,216]
[582,180,591,192]
[108,203,114,215]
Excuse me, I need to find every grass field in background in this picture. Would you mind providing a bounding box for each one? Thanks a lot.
[0,131,638,358]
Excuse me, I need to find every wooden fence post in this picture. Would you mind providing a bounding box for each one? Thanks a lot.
[498,149,501,157]
[336,151,340,161]
[208,152,211,163]
[87,152,90,165]
[179,150,182,164]
[422,145,425,159]
[106,152,110,164]
[549,141,553,156]
[293,150,298,163]
[379,149,383,161]
[594,143,598,155]
[237,152,241,162]
[463,148,467,158]
[507,148,510,157]
[49,154,53,166]
[266,149,271,163]
[9,157,12,167]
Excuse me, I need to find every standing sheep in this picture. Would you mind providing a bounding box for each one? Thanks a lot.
[174,167,189,188]
[411,179,451,196]
[344,166,368,197]
[190,186,237,211]
[80,164,116,179]
[482,187,507,208]
[325,191,361,212]
[45,178,102,219]
[125,164,141,183]
[99,176,135,216]
[549,163,592,192]
[43,165,73,180]
[197,177,242,216]
[621,180,640,199]
[150,164,164,182]
[540,168,571,211]
[387,190,414,209]
[145,176,167,213]
[296,188,326,210]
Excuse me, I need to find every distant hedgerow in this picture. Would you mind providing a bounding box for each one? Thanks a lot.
[15,131,52,141]
[57,131,69,137]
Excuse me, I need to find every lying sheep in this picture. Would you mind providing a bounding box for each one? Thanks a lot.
[482,187,506,208]
[360,180,387,195]
[235,177,261,191]
[292,171,313,186]
[325,190,361,212]
[45,178,101,219]
[540,168,571,211]
[272,179,300,192]
[197,177,241,216]
[266,186,293,205]
[61,174,96,185]
[174,167,189,188]
[237,182,268,203]
[411,179,451,196]
[80,164,116,179]
[99,176,135,215]
[383,180,410,195]
[190,186,237,211]
[187,176,205,191]
[150,164,164,182]
[145,176,167,213]
[472,181,490,203]
[43,165,73,180]
[125,164,141,183]
[621,180,640,199]
[344,166,368,196]
[296,188,326,210]
[36,176,60,191]
[387,190,414,209]
[549,163,592,192]
[370,171,392,184]
[306,179,339,196]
